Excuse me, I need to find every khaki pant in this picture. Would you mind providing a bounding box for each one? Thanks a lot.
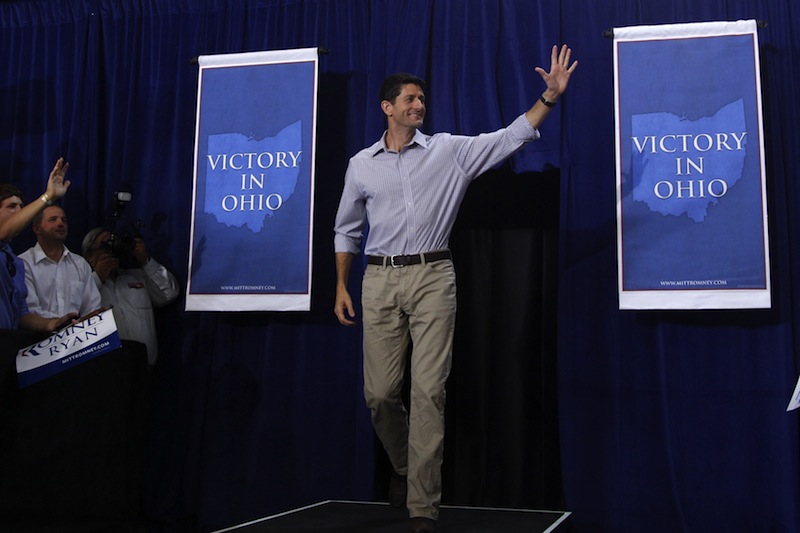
[362,258,457,520]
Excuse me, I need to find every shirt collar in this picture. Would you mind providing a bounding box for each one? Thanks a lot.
[371,129,429,156]
[30,241,70,264]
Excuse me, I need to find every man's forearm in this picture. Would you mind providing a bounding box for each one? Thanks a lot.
[0,158,70,241]
[335,252,354,291]
[524,88,559,130]
[0,199,47,241]
[19,313,56,332]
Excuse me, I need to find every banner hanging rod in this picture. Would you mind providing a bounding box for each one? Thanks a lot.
[602,20,766,38]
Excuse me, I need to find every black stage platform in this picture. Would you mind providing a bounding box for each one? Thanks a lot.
[213,500,571,533]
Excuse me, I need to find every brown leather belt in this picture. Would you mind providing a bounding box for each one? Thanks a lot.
[366,250,452,268]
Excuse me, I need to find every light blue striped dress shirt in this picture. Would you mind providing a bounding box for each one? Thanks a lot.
[334,113,540,257]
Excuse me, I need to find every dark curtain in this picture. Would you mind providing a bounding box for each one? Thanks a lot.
[1,1,798,532]
[446,168,562,509]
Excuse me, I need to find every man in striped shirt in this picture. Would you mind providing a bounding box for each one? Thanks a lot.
[334,45,577,533]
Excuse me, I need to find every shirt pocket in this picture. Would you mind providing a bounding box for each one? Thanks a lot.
[125,281,152,310]
[68,280,87,313]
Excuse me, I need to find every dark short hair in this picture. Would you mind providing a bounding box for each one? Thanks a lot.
[32,203,62,226]
[379,73,426,104]
[0,183,23,205]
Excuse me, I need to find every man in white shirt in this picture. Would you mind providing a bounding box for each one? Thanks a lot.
[19,204,100,320]
[82,227,179,366]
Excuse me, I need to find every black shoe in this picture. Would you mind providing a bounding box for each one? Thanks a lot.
[389,471,407,509]
[409,516,436,533]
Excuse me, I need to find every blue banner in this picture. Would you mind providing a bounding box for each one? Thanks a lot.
[187,49,318,311]
[614,21,770,309]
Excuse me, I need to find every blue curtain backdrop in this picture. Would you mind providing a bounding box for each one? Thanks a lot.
[0,1,798,532]
[559,2,800,532]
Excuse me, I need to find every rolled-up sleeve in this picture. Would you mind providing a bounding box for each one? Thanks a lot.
[333,161,367,255]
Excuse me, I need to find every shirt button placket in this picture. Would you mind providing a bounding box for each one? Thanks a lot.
[398,152,416,252]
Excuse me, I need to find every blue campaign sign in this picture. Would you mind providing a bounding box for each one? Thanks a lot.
[187,49,318,311]
[16,309,122,388]
[614,21,770,309]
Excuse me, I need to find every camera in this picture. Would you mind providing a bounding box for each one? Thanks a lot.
[103,191,139,260]
[103,230,136,258]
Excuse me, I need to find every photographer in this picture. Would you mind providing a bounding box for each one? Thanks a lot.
[82,227,179,366]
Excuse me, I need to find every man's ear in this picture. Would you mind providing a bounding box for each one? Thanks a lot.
[381,99,393,117]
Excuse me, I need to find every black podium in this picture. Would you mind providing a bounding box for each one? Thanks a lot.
[0,329,150,531]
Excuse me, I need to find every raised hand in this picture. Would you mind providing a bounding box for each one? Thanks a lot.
[45,157,71,201]
[535,44,578,99]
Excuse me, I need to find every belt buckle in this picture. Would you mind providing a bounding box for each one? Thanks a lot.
[389,255,404,268]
